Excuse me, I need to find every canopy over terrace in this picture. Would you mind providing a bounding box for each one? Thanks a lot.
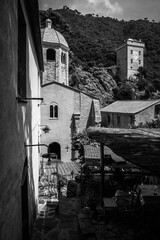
[87,127,160,176]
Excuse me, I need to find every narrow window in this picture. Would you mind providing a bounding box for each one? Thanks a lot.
[64,54,66,64]
[117,116,120,125]
[139,51,141,55]
[155,105,160,118]
[139,60,141,64]
[55,105,58,118]
[131,50,133,54]
[131,59,133,64]
[50,105,53,118]
[18,0,26,97]
[61,52,66,64]
[47,49,56,61]
[108,115,110,124]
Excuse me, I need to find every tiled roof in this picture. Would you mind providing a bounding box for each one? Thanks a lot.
[101,100,160,114]
[84,145,125,163]
[43,161,80,177]
[41,27,69,48]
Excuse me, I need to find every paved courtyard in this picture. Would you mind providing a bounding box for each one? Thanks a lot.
[32,183,160,240]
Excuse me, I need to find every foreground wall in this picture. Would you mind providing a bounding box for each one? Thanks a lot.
[0,0,41,239]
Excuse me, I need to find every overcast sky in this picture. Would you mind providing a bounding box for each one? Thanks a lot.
[38,0,160,21]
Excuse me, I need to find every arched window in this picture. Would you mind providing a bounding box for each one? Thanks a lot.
[47,48,56,61]
[50,105,53,118]
[50,103,58,119]
[55,105,58,118]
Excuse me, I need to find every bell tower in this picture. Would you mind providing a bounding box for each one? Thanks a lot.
[41,19,69,85]
[116,38,145,80]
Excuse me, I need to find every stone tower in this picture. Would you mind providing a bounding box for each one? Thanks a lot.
[116,38,145,80]
[41,19,69,85]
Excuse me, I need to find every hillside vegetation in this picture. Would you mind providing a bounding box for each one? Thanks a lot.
[40,8,160,105]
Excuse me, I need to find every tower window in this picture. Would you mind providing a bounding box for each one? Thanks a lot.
[139,60,141,64]
[139,51,141,55]
[50,103,58,119]
[131,50,133,54]
[47,49,56,61]
[131,59,133,64]
[61,52,66,64]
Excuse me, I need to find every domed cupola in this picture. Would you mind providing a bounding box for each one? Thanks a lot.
[41,19,69,85]
[42,19,69,49]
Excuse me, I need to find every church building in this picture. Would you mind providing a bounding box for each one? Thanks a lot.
[40,19,101,162]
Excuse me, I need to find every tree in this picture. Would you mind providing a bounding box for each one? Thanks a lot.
[71,130,95,163]
[112,81,134,100]
[135,67,155,99]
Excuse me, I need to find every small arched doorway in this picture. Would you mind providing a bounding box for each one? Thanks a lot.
[48,142,61,160]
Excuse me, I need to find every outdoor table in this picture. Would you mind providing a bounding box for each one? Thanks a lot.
[137,185,160,206]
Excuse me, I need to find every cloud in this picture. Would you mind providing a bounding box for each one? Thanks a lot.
[39,0,74,10]
[87,0,123,15]
[88,0,123,15]
[39,0,123,18]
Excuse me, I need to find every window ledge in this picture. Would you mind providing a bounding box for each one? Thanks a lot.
[49,118,59,120]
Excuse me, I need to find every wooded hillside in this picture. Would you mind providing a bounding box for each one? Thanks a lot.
[40,8,160,104]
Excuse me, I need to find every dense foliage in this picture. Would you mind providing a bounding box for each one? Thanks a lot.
[40,7,160,99]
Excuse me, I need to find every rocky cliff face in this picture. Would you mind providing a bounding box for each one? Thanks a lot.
[69,67,117,106]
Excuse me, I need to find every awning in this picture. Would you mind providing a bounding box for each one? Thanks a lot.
[87,127,160,175]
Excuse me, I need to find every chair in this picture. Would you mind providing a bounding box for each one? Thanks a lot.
[116,189,141,215]
[103,197,118,222]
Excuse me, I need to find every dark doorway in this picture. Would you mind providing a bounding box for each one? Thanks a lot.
[49,142,61,159]
[21,159,29,240]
